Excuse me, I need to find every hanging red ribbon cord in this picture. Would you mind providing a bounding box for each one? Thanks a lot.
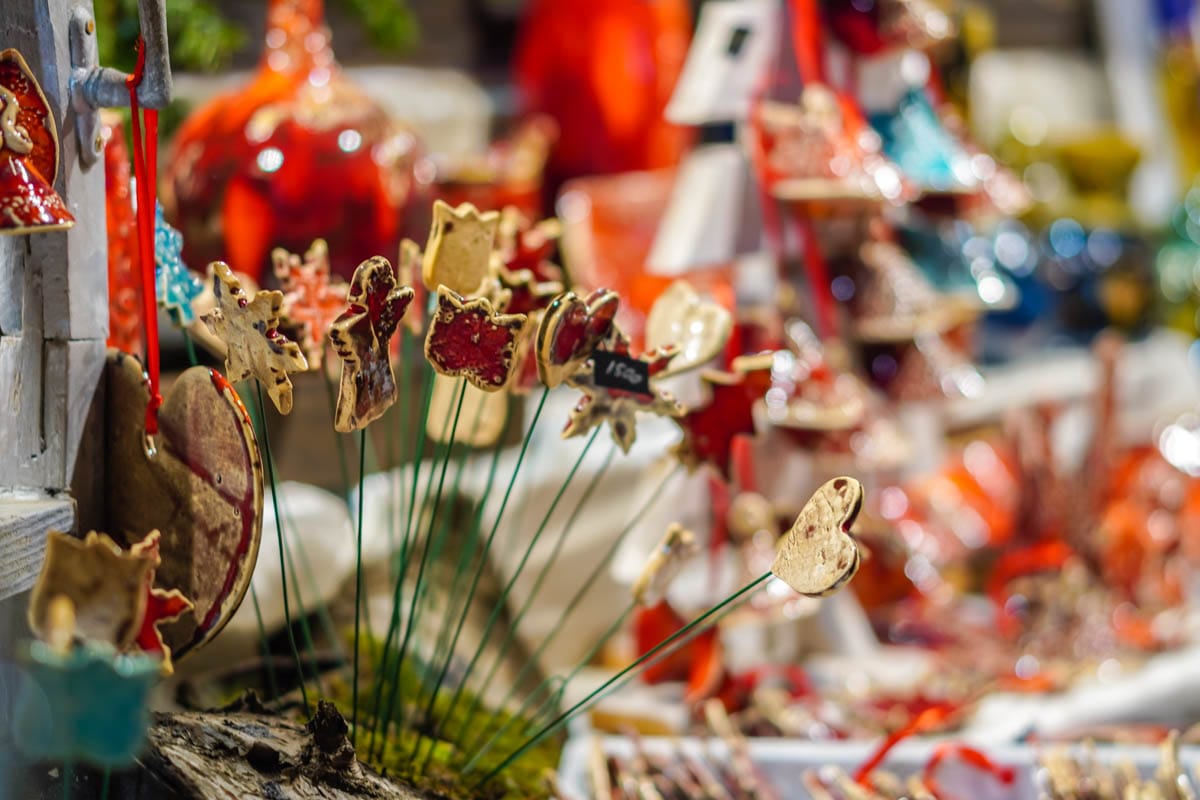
[787,0,826,85]
[853,704,957,787]
[922,743,1016,799]
[127,37,163,436]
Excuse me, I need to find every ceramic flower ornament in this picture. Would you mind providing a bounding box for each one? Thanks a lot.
[422,200,501,296]
[329,255,415,432]
[0,49,74,233]
[274,239,350,369]
[425,287,527,392]
[535,289,622,388]
[154,203,204,326]
[27,530,192,672]
[202,260,310,414]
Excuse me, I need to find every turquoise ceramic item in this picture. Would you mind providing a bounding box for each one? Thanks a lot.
[155,202,204,326]
[869,88,972,193]
[14,641,159,767]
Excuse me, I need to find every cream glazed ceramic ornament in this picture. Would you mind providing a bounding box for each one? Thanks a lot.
[104,350,264,659]
[329,255,415,432]
[771,476,864,596]
[644,280,733,381]
[631,523,699,607]
[202,261,309,414]
[422,200,501,296]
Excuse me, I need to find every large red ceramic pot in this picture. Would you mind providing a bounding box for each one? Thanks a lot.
[164,0,420,283]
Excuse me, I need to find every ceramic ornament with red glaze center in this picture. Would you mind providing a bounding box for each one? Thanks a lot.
[103,350,264,661]
[329,255,415,432]
[425,286,527,392]
[534,288,623,388]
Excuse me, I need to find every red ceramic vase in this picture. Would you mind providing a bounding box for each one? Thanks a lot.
[514,0,693,189]
[164,0,419,283]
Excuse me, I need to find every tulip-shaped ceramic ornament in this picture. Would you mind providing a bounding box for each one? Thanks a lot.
[0,49,74,234]
[771,477,863,596]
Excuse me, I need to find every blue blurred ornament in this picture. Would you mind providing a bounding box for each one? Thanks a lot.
[869,89,974,194]
[155,203,203,326]
[14,640,159,767]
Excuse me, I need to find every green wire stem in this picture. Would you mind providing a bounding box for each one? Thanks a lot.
[470,573,772,786]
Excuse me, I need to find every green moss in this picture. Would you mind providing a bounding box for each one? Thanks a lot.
[328,635,562,800]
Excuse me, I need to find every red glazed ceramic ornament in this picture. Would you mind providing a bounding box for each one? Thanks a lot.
[104,350,263,660]
[425,287,527,392]
[535,289,623,388]
[202,261,310,414]
[164,0,418,282]
[274,239,350,369]
[0,49,74,234]
[329,256,415,432]
[497,206,564,284]
[563,337,682,453]
[671,355,773,480]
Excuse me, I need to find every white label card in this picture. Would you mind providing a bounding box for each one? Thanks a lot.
[665,0,781,125]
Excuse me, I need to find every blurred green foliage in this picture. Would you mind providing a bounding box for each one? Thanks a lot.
[94,0,419,76]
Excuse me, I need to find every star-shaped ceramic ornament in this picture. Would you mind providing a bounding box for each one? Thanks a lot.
[202,260,309,414]
[631,523,698,607]
[329,255,415,432]
[563,338,683,453]
[154,203,204,327]
[771,477,864,596]
[496,207,564,284]
[535,288,624,388]
[483,260,564,394]
[27,530,193,672]
[274,239,350,370]
[425,286,527,392]
[422,200,500,296]
[671,354,773,480]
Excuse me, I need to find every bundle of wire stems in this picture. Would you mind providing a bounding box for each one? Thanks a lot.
[179,310,776,799]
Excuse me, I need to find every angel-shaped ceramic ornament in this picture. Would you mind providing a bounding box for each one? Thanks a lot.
[0,49,74,233]
[329,255,414,432]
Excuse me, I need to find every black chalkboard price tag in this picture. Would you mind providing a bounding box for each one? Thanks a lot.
[593,351,652,396]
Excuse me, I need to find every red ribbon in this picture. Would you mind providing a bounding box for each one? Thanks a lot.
[127,37,163,436]
[853,704,956,786]
[922,743,1016,799]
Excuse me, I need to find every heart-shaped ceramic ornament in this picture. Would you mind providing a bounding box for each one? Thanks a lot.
[104,350,263,659]
[645,281,732,378]
[535,288,621,388]
[771,476,863,597]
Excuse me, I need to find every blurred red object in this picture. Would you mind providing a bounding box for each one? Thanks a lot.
[432,116,556,218]
[558,169,734,346]
[515,0,693,187]
[164,0,419,283]
[104,116,143,356]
